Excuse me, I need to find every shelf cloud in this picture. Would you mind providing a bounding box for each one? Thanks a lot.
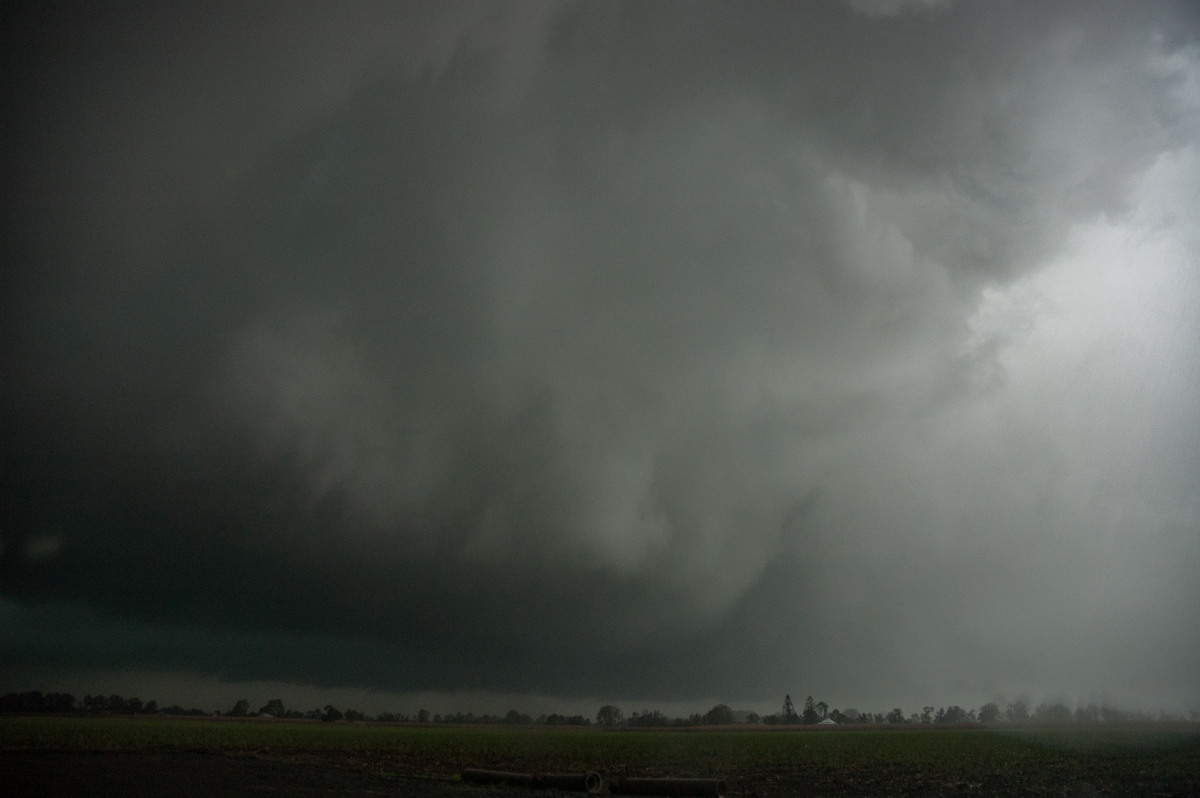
[3,0,1198,713]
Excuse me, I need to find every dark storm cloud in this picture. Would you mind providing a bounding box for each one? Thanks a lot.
[3,1,1199,711]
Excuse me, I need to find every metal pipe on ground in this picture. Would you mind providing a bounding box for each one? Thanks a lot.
[461,768,604,793]
[610,777,727,797]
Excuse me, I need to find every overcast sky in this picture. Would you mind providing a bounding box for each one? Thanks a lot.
[3,0,1199,718]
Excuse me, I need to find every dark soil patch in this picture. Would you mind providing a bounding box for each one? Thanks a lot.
[5,747,1199,797]
[3,750,525,798]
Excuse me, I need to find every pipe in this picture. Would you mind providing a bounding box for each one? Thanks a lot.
[610,777,727,797]
[461,768,603,794]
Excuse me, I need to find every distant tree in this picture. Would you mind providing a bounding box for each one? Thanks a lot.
[504,709,532,724]
[1,692,41,713]
[782,694,798,723]
[702,704,735,725]
[629,710,670,727]
[229,699,251,718]
[41,692,76,713]
[24,691,46,712]
[802,696,820,724]
[143,700,158,715]
[920,706,934,724]
[744,712,761,724]
[939,706,969,723]
[321,705,343,722]
[257,699,285,717]
[978,702,1001,723]
[886,708,905,724]
[815,701,828,720]
[597,705,623,726]
[417,709,430,723]
[1004,699,1029,723]
[5,691,76,713]
[1033,701,1071,724]
[1099,704,1133,723]
[344,708,364,722]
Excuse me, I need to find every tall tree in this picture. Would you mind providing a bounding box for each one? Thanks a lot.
[803,696,819,724]
[782,694,798,723]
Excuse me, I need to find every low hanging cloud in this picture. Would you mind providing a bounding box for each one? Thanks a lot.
[3,0,1199,712]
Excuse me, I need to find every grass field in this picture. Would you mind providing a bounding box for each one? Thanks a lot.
[4,716,1199,796]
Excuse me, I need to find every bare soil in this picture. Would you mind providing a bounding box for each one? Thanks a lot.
[4,750,489,798]
[5,747,1199,797]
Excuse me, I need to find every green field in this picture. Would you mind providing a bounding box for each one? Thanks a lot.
[4,717,1199,796]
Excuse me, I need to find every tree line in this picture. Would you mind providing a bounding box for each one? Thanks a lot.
[2,690,1193,725]
[0,691,585,724]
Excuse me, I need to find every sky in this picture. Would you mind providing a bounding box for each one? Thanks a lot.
[2,0,1199,719]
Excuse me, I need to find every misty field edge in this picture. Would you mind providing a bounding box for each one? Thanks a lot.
[3,716,1199,767]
